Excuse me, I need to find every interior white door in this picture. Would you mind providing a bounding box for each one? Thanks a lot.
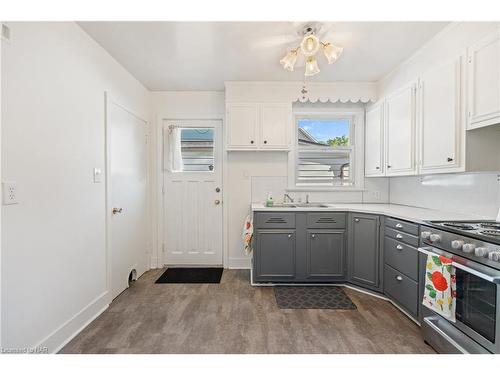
[385,83,417,176]
[419,55,464,173]
[108,99,148,300]
[365,103,384,176]
[163,119,223,266]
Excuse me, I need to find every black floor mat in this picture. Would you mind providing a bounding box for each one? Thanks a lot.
[155,267,223,284]
[274,286,357,309]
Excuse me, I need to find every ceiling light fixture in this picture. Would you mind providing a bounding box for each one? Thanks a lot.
[280,25,343,77]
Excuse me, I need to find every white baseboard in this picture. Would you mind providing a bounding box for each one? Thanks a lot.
[35,291,110,353]
[227,257,251,269]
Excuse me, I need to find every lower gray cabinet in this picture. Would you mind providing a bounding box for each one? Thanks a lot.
[305,230,345,281]
[254,229,296,281]
[348,213,382,291]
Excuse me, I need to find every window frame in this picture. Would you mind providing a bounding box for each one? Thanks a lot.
[287,107,365,191]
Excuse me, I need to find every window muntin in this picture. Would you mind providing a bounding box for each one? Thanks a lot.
[296,118,353,186]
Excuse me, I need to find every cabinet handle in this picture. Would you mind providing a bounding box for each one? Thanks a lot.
[288,234,293,239]
[387,165,392,168]
[395,275,403,281]
[396,244,403,250]
[354,218,360,223]
[264,140,267,144]
[250,140,254,144]
[395,223,403,228]
[375,166,380,169]
[447,157,453,162]
[396,234,403,239]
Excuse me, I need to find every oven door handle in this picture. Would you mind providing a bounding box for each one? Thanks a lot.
[418,246,500,284]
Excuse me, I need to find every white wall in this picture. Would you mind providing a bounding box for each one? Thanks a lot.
[379,22,500,218]
[1,22,149,352]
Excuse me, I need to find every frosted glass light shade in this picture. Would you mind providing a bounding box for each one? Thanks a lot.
[300,34,320,57]
[322,43,343,64]
[304,56,320,76]
[280,49,298,71]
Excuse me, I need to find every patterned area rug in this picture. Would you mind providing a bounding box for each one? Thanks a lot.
[274,286,357,310]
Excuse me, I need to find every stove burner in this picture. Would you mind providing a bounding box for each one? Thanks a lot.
[442,222,475,230]
[480,230,500,237]
[480,222,500,230]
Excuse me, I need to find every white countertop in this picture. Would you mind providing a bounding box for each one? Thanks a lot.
[251,203,493,224]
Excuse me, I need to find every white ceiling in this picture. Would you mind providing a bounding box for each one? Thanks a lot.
[79,21,449,91]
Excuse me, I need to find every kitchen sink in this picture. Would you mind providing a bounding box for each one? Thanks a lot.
[269,203,297,208]
[268,203,329,208]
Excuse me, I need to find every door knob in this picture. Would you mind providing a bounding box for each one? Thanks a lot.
[214,199,221,205]
[112,207,123,214]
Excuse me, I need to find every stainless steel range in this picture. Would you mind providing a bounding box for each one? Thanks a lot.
[419,220,500,354]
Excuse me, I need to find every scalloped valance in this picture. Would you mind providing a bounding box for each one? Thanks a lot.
[225,81,378,104]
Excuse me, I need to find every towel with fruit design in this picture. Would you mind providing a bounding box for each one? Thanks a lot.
[243,215,253,255]
[422,254,456,322]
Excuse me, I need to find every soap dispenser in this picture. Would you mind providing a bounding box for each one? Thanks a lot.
[266,192,274,207]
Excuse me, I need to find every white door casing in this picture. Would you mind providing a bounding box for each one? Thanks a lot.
[162,119,223,266]
[106,95,149,300]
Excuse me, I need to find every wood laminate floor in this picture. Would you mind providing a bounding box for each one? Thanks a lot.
[60,269,435,354]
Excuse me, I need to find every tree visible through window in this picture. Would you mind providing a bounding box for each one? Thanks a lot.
[296,118,353,186]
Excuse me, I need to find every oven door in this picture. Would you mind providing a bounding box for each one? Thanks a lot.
[419,246,500,353]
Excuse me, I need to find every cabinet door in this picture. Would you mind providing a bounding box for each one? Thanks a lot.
[467,28,500,129]
[226,103,257,148]
[255,229,295,280]
[365,103,384,176]
[385,84,417,176]
[348,214,381,290]
[306,230,345,280]
[260,103,291,149]
[419,55,464,173]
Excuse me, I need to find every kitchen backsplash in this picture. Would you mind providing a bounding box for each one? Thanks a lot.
[389,172,500,218]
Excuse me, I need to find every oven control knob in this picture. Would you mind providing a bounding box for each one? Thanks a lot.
[474,247,490,258]
[451,240,464,249]
[462,243,476,253]
[429,234,441,243]
[421,231,432,239]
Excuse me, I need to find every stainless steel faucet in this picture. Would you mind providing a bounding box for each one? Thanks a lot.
[283,193,294,203]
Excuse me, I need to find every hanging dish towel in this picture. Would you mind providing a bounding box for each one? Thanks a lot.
[422,254,456,322]
[242,215,253,255]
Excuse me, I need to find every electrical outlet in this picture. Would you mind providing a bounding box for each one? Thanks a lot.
[2,182,18,205]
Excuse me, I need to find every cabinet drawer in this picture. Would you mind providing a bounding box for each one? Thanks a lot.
[384,237,418,281]
[307,213,346,229]
[385,227,419,247]
[384,264,418,317]
[385,217,419,236]
[255,212,295,229]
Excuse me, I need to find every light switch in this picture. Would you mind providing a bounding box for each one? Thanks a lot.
[93,168,103,183]
[2,181,18,205]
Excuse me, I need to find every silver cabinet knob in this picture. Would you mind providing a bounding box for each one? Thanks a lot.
[462,243,476,253]
[429,234,441,243]
[395,223,403,228]
[354,218,360,223]
[288,234,293,239]
[395,275,403,281]
[396,233,403,239]
[311,234,316,238]
[112,207,123,214]
[396,244,403,250]
[451,240,464,249]
[475,247,490,257]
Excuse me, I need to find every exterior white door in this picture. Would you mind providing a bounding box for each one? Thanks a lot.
[163,119,223,266]
[107,98,149,300]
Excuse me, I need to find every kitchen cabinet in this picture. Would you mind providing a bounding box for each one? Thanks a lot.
[467,28,500,130]
[254,229,296,281]
[365,102,384,176]
[226,102,291,150]
[305,230,345,281]
[348,213,382,291]
[418,55,465,174]
[385,83,417,176]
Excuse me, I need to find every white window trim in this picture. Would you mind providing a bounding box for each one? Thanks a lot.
[287,107,365,192]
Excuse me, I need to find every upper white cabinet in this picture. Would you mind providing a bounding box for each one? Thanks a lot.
[364,103,384,176]
[226,102,291,150]
[467,28,500,130]
[384,83,417,176]
[418,55,465,174]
